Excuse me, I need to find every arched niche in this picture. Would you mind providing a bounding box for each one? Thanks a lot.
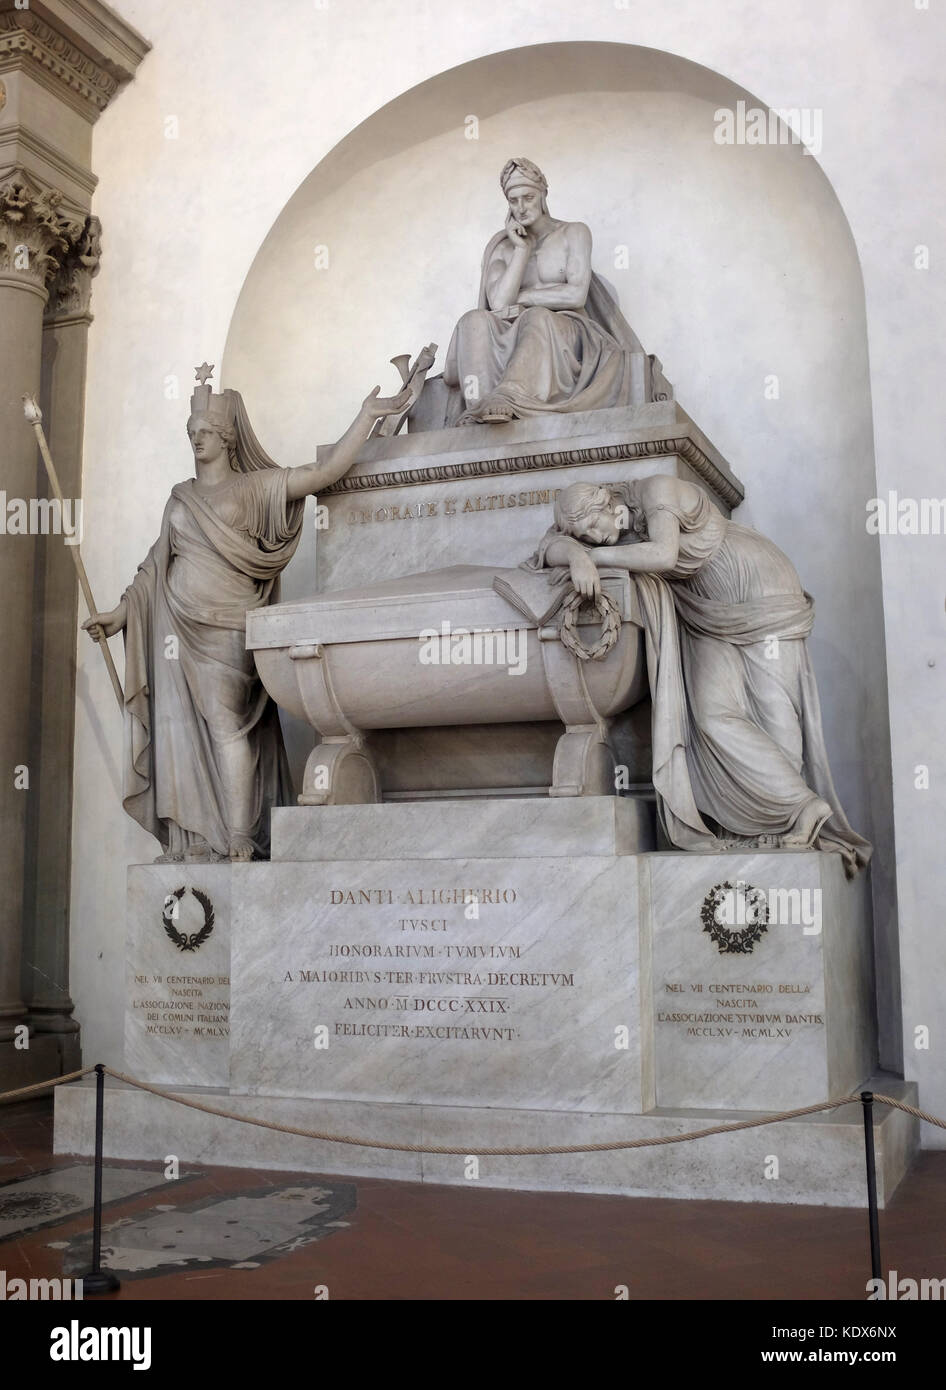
[224,41,900,1067]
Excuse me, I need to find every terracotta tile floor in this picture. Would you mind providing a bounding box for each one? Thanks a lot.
[1,1097,944,1301]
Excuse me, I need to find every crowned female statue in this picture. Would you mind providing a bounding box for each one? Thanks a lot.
[443,157,645,424]
[83,368,410,862]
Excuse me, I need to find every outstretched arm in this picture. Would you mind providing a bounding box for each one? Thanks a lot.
[285,384,413,501]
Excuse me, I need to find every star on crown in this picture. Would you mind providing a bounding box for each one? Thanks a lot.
[195,362,214,386]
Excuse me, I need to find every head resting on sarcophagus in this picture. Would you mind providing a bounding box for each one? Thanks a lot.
[554,480,645,546]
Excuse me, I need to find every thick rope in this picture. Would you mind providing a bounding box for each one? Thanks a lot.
[98,1068,860,1155]
[0,1066,96,1105]
[0,1070,938,1156]
[871,1093,946,1131]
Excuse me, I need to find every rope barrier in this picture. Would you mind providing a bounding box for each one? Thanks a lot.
[2,1066,939,1155]
[0,1066,96,1105]
[4,1068,937,1295]
[95,1069,866,1155]
[871,1093,946,1131]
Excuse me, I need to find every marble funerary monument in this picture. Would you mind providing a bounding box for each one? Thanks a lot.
[57,157,914,1205]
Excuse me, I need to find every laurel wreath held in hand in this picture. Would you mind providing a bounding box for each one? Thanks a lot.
[559,588,622,661]
[162,887,215,952]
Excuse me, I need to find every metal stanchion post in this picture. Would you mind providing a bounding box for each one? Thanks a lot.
[860,1090,882,1284]
[80,1064,121,1295]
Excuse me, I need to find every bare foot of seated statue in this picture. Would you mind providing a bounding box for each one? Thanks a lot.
[229,834,255,862]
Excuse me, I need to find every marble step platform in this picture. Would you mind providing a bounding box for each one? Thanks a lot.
[53,1073,918,1208]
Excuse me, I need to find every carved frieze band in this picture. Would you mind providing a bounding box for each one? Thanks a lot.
[324,438,745,509]
[0,11,120,116]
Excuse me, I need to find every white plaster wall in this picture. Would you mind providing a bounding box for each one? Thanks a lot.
[71,0,944,1143]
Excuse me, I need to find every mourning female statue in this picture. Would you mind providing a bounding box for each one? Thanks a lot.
[83,367,410,863]
[443,157,646,424]
[524,475,872,876]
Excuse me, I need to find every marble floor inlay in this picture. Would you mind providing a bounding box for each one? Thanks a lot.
[56,1180,357,1278]
[0,1165,186,1241]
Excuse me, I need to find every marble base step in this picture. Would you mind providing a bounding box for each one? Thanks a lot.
[53,1073,917,1208]
[271,795,654,861]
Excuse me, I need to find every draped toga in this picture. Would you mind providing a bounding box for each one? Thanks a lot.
[524,483,871,875]
[122,467,304,858]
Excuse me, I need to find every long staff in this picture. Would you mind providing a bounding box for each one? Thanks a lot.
[22,394,124,712]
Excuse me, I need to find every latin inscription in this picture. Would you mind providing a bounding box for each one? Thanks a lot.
[280,885,575,1045]
[344,486,562,526]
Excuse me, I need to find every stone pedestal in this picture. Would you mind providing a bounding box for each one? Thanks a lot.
[644,851,876,1111]
[54,800,908,1206]
[124,865,232,1088]
[229,852,644,1112]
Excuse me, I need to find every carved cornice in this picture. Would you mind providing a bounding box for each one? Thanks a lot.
[0,169,83,295]
[324,437,746,510]
[0,8,119,118]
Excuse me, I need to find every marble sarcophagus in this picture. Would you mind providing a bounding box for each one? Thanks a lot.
[247,564,649,806]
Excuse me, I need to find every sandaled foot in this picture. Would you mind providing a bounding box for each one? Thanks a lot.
[456,395,516,425]
[781,797,833,848]
[229,834,255,862]
[153,850,184,864]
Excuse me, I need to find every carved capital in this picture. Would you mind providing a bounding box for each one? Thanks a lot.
[45,212,101,319]
[0,170,81,297]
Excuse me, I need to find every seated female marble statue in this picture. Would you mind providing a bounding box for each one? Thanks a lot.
[82,370,410,863]
[525,476,872,875]
[443,157,645,424]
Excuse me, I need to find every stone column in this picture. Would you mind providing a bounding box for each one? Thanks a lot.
[0,174,71,1045]
[20,216,102,1042]
[0,0,150,1086]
